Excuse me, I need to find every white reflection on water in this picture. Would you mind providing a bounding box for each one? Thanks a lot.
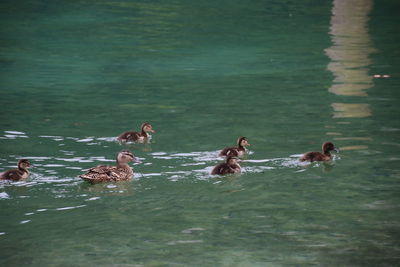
[39,135,64,139]
[56,205,86,211]
[85,196,100,201]
[4,131,26,135]
[1,131,29,139]
[181,227,206,234]
[76,138,94,143]
[181,162,206,166]
[153,151,220,162]
[0,192,10,199]
[167,240,203,245]
[3,134,28,139]
[96,137,117,142]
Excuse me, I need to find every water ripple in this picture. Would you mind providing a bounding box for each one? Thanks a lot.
[1,130,29,139]
[0,192,10,199]
[167,240,203,245]
[56,205,86,211]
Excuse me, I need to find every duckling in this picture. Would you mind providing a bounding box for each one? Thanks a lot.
[79,150,136,184]
[219,136,251,157]
[300,142,339,162]
[0,159,31,181]
[117,122,155,143]
[211,156,241,175]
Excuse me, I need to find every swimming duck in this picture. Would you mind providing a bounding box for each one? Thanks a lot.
[0,159,31,181]
[300,142,339,162]
[79,150,136,184]
[117,122,155,143]
[219,136,251,157]
[211,156,241,175]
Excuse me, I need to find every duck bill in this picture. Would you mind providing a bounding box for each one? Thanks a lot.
[149,129,156,133]
[132,157,142,164]
[334,147,340,153]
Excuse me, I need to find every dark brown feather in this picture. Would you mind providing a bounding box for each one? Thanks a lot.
[117,131,143,142]
[300,152,331,162]
[211,157,241,175]
[79,165,133,184]
[219,137,249,157]
[0,169,28,181]
[0,159,31,181]
[300,142,338,162]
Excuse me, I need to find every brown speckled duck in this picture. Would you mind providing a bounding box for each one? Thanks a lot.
[117,122,155,143]
[211,156,241,175]
[0,159,31,181]
[219,136,250,157]
[79,150,136,184]
[300,142,339,162]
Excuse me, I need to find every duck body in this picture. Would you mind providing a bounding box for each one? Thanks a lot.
[117,131,147,142]
[211,156,241,175]
[80,150,136,184]
[80,165,133,184]
[117,122,155,143]
[300,152,332,162]
[300,142,339,162]
[0,159,31,181]
[219,146,246,157]
[219,137,250,157]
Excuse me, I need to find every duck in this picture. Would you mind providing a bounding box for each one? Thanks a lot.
[117,122,155,143]
[79,150,137,184]
[0,159,31,181]
[219,136,251,157]
[300,142,339,162]
[211,156,241,175]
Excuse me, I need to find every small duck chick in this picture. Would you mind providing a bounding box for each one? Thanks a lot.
[211,156,241,175]
[300,142,339,162]
[0,159,31,181]
[117,122,155,143]
[79,150,137,184]
[219,136,251,157]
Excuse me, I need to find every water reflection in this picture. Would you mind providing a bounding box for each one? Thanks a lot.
[330,103,371,118]
[325,0,375,99]
[325,0,374,150]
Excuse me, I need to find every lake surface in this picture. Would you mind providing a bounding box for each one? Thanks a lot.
[1,0,400,266]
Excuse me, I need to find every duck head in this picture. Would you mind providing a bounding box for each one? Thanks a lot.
[226,156,240,166]
[117,150,137,164]
[141,123,155,133]
[237,136,250,147]
[18,159,31,170]
[322,142,339,153]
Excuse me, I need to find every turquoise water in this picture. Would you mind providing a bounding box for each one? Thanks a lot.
[1,0,400,266]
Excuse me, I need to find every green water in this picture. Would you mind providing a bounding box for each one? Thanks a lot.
[1,0,400,266]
